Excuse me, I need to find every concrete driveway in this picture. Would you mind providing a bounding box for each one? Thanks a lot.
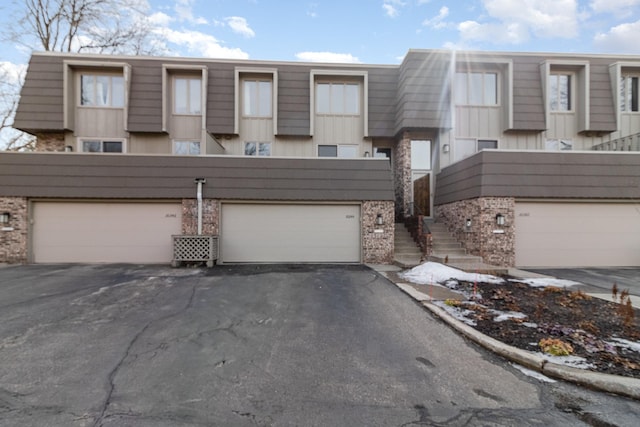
[1,264,639,426]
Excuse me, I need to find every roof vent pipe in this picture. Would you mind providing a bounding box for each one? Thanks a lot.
[194,178,206,235]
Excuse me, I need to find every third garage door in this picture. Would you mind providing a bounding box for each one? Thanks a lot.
[220,204,361,263]
[515,202,640,267]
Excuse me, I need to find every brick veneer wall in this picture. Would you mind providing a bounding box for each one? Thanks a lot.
[394,132,412,219]
[0,197,28,264]
[181,199,219,235]
[362,200,395,264]
[34,133,65,151]
[436,197,515,266]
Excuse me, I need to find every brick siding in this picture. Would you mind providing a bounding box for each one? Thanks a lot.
[362,200,395,264]
[0,197,28,264]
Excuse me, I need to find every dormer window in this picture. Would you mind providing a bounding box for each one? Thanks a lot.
[316,82,359,115]
[243,80,272,117]
[173,77,202,115]
[549,73,572,111]
[620,75,639,112]
[455,71,498,106]
[80,74,124,107]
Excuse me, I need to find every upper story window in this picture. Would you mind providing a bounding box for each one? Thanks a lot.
[455,71,497,106]
[243,80,272,117]
[174,77,202,115]
[549,73,572,111]
[244,142,271,156]
[80,74,124,107]
[318,144,357,157]
[81,139,124,153]
[174,140,201,155]
[620,75,639,112]
[316,82,359,115]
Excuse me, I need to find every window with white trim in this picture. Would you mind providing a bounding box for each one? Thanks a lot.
[549,73,572,111]
[80,74,124,107]
[174,77,202,115]
[316,82,359,115]
[244,142,271,156]
[174,141,201,155]
[620,75,639,112]
[80,139,124,153]
[243,80,272,117]
[455,71,498,105]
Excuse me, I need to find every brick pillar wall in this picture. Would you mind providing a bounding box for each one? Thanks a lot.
[394,132,412,219]
[0,197,28,264]
[362,200,395,264]
[34,133,66,152]
[435,197,515,266]
[181,199,219,235]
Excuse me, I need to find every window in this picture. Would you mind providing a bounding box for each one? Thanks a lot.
[316,83,359,114]
[244,142,271,156]
[81,139,124,153]
[80,74,124,107]
[549,73,572,111]
[545,139,573,150]
[455,72,497,105]
[174,77,201,115]
[410,140,431,170]
[478,140,498,150]
[243,80,272,117]
[317,144,357,157]
[620,75,639,112]
[174,141,201,155]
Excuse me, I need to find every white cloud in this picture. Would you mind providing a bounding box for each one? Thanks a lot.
[0,62,26,86]
[155,27,249,59]
[383,0,406,18]
[422,6,450,29]
[148,11,173,27]
[224,16,256,38]
[175,0,208,25]
[456,0,578,45]
[590,0,640,16]
[594,19,640,53]
[295,51,361,63]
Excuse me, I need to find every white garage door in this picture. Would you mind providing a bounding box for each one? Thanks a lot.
[515,202,640,267]
[33,202,182,263]
[221,204,361,263]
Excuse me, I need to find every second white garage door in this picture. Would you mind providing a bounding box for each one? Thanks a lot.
[221,204,361,263]
[515,202,640,267]
[33,202,182,263]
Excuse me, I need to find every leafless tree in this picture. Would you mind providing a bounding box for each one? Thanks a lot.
[1,0,163,150]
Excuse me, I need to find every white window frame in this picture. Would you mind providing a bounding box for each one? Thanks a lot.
[454,71,499,106]
[242,79,272,117]
[79,73,125,108]
[317,144,358,158]
[549,72,573,112]
[173,76,202,115]
[78,138,126,153]
[315,82,360,115]
[244,141,272,156]
[620,74,640,113]
[173,140,202,155]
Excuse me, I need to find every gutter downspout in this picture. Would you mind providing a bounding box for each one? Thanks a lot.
[194,178,206,235]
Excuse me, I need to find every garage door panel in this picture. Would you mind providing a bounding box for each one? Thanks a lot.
[33,202,182,263]
[515,203,640,267]
[221,204,360,263]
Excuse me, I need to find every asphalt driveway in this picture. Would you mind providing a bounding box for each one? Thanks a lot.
[527,267,640,297]
[1,264,639,426]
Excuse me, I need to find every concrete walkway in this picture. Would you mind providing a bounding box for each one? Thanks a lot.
[368,262,640,400]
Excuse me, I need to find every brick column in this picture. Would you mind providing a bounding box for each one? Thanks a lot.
[0,197,28,264]
[181,199,219,235]
[362,200,395,264]
[35,133,66,152]
[394,132,412,219]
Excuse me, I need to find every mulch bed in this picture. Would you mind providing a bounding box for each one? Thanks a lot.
[440,279,640,379]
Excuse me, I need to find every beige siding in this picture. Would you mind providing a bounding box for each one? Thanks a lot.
[75,108,127,138]
[129,134,171,154]
[170,115,202,140]
[314,115,364,144]
[454,107,502,138]
[239,117,274,142]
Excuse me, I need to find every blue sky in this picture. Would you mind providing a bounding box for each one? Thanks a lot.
[2,0,640,72]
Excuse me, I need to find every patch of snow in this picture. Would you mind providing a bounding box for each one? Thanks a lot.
[511,363,557,383]
[433,301,477,326]
[608,338,640,354]
[534,352,595,370]
[490,310,527,322]
[522,322,538,328]
[401,262,505,285]
[511,278,581,288]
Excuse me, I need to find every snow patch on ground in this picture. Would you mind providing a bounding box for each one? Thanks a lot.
[433,301,477,326]
[400,262,505,285]
[511,278,581,288]
[608,338,640,354]
[491,310,527,322]
[511,363,557,383]
[534,352,595,370]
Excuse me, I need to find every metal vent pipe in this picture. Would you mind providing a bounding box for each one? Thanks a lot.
[194,178,206,235]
